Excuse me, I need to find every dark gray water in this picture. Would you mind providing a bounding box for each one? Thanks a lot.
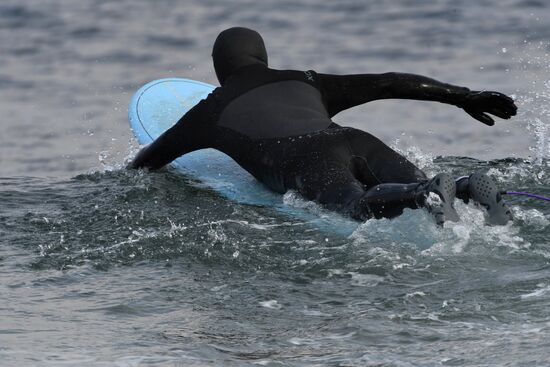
[1,0,550,366]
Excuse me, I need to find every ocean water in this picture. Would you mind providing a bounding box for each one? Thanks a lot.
[1,0,550,366]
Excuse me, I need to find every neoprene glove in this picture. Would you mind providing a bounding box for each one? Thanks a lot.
[458,91,517,126]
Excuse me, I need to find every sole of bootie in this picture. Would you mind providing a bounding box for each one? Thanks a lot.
[468,172,513,225]
[425,173,460,225]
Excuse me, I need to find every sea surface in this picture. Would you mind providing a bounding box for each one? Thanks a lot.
[1,0,550,366]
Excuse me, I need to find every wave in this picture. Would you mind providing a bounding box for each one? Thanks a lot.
[0,156,546,275]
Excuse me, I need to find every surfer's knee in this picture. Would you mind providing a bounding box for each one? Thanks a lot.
[353,182,424,220]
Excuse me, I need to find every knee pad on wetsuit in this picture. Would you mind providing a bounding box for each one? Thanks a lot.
[456,176,470,203]
[354,182,425,220]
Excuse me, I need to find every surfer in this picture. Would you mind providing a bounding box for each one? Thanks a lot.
[129,27,517,225]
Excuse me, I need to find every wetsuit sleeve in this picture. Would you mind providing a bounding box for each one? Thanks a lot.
[316,72,470,117]
[128,98,213,170]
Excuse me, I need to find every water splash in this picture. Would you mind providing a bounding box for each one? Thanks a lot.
[97,138,141,173]
[392,140,438,175]
[514,41,550,165]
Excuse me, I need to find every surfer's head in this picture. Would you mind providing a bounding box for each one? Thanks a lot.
[212,27,268,85]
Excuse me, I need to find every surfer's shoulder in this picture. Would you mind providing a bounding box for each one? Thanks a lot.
[264,68,321,89]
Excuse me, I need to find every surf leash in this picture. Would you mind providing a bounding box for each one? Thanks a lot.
[502,191,550,202]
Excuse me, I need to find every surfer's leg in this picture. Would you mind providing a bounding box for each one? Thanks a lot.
[289,156,368,216]
[345,129,427,187]
[353,182,424,221]
[354,173,459,224]
[456,172,513,225]
[291,153,458,224]
[285,128,457,224]
[338,129,461,223]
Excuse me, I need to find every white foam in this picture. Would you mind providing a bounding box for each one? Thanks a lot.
[520,283,550,299]
[351,199,531,254]
[282,190,331,218]
[391,141,437,175]
[512,207,549,229]
[348,272,384,287]
[405,291,426,298]
[259,300,282,309]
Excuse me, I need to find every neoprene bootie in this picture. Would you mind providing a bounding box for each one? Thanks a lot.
[456,172,512,225]
[420,173,460,225]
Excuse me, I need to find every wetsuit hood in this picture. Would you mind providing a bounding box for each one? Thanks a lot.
[212,27,268,85]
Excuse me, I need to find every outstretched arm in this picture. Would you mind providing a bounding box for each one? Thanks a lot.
[317,72,517,125]
[128,100,211,170]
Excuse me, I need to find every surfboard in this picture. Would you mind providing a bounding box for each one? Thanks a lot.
[128,78,358,235]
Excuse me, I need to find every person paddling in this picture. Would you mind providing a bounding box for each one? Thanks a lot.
[130,27,517,225]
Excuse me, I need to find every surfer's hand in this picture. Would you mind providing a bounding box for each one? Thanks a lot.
[127,145,150,169]
[459,91,517,126]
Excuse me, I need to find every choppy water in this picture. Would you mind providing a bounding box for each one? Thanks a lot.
[1,0,550,366]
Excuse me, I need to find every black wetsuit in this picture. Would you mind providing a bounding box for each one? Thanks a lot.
[130,27,517,221]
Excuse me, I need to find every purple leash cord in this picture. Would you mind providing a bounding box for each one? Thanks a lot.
[502,191,550,202]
